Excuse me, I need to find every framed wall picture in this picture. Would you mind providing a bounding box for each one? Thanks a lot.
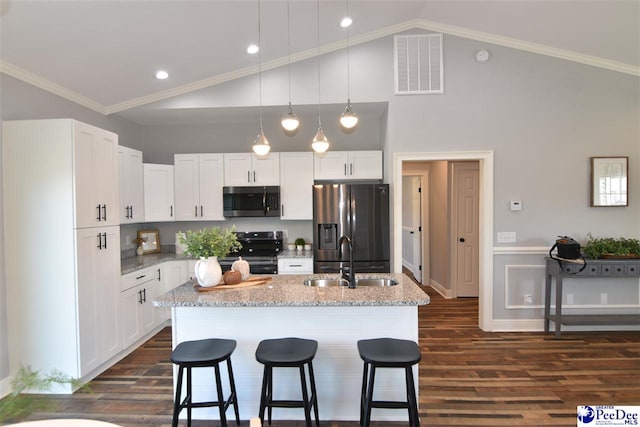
[137,229,160,254]
[590,156,628,207]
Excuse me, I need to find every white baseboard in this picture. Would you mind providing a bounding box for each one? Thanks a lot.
[0,374,11,399]
[429,279,452,298]
[491,319,544,332]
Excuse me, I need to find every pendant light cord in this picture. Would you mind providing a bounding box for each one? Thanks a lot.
[346,0,351,101]
[287,0,292,105]
[258,0,264,130]
[316,0,321,128]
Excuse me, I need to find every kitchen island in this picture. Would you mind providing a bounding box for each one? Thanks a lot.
[154,273,429,422]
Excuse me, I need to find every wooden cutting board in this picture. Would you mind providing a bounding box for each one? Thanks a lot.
[194,276,272,292]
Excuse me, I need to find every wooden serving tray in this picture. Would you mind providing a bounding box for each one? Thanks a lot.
[194,276,272,292]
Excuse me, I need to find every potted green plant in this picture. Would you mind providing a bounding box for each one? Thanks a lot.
[178,227,242,287]
[294,237,306,251]
[582,233,640,259]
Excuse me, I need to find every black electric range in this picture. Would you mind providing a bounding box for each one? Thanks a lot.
[219,231,283,274]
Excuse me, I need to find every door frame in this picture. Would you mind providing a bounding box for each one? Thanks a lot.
[393,151,494,332]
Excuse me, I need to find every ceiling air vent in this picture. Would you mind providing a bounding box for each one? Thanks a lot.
[394,34,443,95]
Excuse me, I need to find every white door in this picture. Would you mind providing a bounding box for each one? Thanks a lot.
[224,153,253,186]
[253,153,280,186]
[174,154,200,220]
[452,162,480,297]
[143,164,175,222]
[198,153,225,220]
[402,176,422,282]
[280,152,313,220]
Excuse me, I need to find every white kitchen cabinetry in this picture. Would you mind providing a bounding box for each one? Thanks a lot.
[118,146,144,223]
[314,151,382,181]
[174,153,225,220]
[278,258,314,274]
[77,226,122,374]
[158,261,189,322]
[224,152,280,186]
[74,120,119,228]
[121,267,163,349]
[3,119,122,389]
[144,163,175,222]
[280,152,314,220]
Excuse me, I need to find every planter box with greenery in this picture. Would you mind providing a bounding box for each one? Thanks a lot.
[583,234,640,259]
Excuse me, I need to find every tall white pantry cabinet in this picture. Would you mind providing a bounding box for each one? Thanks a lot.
[2,119,121,392]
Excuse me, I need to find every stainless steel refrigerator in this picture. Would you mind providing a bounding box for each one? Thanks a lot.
[313,183,390,274]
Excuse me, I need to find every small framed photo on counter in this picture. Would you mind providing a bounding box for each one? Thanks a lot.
[137,229,160,254]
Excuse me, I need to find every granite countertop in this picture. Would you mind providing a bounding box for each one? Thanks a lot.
[278,250,314,259]
[153,273,429,307]
[121,252,191,275]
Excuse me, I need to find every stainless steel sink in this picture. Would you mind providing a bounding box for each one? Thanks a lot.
[303,278,347,287]
[303,278,398,287]
[356,278,398,287]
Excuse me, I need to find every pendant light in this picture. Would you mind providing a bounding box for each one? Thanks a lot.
[281,0,299,132]
[252,0,271,157]
[339,0,358,130]
[311,0,329,153]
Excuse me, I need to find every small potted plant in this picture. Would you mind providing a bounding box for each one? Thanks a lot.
[179,226,242,287]
[294,238,306,251]
[582,233,640,259]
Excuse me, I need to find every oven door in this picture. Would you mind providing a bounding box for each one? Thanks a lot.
[220,256,278,275]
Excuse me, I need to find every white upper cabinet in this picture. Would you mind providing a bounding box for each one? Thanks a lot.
[174,153,225,221]
[224,153,280,186]
[313,150,383,181]
[74,121,119,228]
[143,163,175,222]
[280,152,313,220]
[118,146,144,223]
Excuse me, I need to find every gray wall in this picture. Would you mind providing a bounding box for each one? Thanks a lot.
[1,28,639,388]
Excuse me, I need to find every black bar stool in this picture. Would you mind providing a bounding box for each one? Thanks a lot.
[255,337,319,427]
[171,338,240,427]
[357,338,421,427]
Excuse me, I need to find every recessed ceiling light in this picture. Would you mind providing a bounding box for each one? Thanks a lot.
[155,70,169,80]
[340,16,352,28]
[247,44,259,54]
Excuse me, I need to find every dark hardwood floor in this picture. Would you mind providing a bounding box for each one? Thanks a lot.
[5,284,640,427]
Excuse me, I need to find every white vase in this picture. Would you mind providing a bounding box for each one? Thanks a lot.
[194,256,222,287]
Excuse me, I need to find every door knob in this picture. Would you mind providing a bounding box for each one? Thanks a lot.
[459,237,465,242]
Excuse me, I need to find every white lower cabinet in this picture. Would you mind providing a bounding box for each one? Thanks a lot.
[278,258,314,274]
[120,267,163,349]
[158,261,189,321]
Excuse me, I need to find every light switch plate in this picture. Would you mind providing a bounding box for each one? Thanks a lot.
[497,231,517,243]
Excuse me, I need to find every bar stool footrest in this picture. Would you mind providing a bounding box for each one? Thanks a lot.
[370,400,411,409]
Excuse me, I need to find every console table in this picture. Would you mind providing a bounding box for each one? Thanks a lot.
[544,257,640,337]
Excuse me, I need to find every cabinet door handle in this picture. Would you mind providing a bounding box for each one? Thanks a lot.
[281,204,284,216]
[136,275,146,280]
[103,232,107,249]
[194,205,198,217]
[138,290,143,304]
[170,205,173,217]
[97,233,103,249]
[96,205,102,221]
[350,163,353,175]
[142,288,147,303]
[102,204,107,221]
[200,205,203,217]
[344,164,347,176]
[247,171,251,183]
[157,269,161,281]
[130,206,133,218]
[253,171,256,182]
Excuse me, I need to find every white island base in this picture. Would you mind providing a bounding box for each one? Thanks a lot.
[171,304,419,422]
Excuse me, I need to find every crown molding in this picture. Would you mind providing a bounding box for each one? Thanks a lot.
[3,18,638,116]
[0,61,107,114]
[415,19,640,77]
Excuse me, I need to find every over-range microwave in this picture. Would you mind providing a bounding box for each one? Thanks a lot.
[223,186,280,217]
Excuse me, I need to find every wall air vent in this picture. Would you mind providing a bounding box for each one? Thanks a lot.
[394,34,443,95]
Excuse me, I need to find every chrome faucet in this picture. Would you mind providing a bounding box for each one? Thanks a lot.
[338,235,356,288]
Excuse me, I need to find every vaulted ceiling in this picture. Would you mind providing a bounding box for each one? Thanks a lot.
[1,0,638,121]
